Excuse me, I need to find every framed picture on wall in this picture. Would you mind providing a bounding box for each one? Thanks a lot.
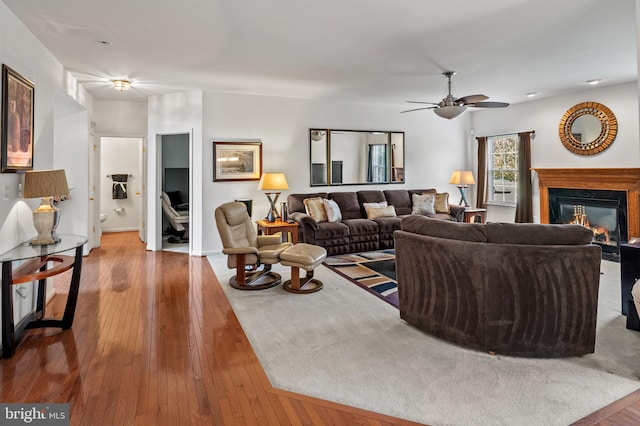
[213,141,262,181]
[1,64,34,173]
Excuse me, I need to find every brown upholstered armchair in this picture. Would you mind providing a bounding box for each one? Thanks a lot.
[215,201,292,290]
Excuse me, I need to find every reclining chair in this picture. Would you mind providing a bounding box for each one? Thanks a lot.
[162,191,189,242]
[215,201,292,290]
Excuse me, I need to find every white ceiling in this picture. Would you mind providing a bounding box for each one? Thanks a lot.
[3,0,637,107]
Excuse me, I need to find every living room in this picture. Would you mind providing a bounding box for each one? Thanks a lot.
[1,0,640,424]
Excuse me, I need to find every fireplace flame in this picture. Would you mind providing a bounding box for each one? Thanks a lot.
[570,205,610,243]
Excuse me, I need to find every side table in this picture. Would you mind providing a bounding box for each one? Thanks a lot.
[256,219,299,244]
[1,234,87,358]
[463,208,487,223]
[620,242,640,321]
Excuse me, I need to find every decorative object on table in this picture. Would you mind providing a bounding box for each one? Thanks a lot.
[558,101,617,156]
[257,172,288,222]
[1,64,34,173]
[110,173,128,199]
[24,169,70,245]
[213,141,262,181]
[449,170,476,207]
[400,71,508,119]
[280,202,288,222]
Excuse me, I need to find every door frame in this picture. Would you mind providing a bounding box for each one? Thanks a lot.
[152,131,193,254]
[93,133,147,244]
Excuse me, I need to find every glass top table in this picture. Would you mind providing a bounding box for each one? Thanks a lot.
[0,234,87,263]
[1,234,88,358]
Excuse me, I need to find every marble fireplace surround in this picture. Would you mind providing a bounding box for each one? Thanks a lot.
[534,168,640,239]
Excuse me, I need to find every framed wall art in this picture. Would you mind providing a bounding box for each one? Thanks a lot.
[213,141,262,181]
[1,64,34,173]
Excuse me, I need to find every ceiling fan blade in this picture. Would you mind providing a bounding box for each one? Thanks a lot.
[457,94,489,105]
[406,100,440,105]
[468,101,510,108]
[400,106,436,113]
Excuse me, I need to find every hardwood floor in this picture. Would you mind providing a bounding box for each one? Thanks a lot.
[0,231,638,425]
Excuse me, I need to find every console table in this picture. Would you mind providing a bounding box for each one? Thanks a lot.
[1,235,87,358]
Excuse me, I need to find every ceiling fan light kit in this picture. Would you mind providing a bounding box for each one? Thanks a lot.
[434,105,467,119]
[401,71,509,119]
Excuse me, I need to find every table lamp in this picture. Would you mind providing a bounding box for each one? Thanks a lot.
[449,170,475,207]
[24,169,69,245]
[257,173,288,222]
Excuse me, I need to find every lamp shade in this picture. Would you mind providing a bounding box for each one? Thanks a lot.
[449,170,476,186]
[24,169,69,198]
[434,105,467,119]
[257,173,289,191]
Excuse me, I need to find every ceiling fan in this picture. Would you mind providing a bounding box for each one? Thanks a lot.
[401,71,509,119]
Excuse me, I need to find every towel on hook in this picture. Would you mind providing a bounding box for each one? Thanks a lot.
[111,174,128,199]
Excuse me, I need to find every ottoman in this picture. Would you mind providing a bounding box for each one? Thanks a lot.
[280,243,327,293]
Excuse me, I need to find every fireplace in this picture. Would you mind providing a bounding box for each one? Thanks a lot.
[549,188,627,259]
[534,168,640,260]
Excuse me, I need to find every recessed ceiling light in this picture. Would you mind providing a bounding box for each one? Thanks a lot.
[112,79,131,91]
[586,79,602,85]
[96,40,111,46]
[526,92,537,97]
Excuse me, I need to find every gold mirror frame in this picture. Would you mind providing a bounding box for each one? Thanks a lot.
[558,101,617,155]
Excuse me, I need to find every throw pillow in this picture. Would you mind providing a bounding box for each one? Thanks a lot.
[303,197,328,222]
[367,205,397,219]
[435,193,451,214]
[412,193,436,215]
[363,201,388,219]
[323,198,342,222]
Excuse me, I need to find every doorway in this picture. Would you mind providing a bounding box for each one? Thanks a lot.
[99,137,145,241]
[159,134,190,253]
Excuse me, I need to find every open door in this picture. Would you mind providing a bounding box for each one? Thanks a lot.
[138,138,147,243]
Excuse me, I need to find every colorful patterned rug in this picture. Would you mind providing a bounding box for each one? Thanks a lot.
[322,249,398,308]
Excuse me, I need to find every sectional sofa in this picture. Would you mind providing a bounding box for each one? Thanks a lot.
[395,215,601,357]
[287,189,464,255]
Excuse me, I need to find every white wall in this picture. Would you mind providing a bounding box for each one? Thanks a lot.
[198,92,469,254]
[148,91,202,253]
[470,81,640,223]
[53,98,90,242]
[93,100,148,135]
[0,1,91,253]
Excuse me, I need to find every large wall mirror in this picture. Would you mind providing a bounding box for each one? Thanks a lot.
[310,129,404,186]
[558,101,617,156]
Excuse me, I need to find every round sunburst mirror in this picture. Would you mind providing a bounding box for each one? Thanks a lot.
[558,101,617,155]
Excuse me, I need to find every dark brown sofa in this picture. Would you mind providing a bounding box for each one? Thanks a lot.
[287,189,464,255]
[395,215,602,357]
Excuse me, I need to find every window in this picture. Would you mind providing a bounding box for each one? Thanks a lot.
[367,144,387,183]
[488,134,518,205]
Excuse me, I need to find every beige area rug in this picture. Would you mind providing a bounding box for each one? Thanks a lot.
[207,254,640,426]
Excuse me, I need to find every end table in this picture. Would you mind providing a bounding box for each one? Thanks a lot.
[256,219,299,244]
[463,208,487,223]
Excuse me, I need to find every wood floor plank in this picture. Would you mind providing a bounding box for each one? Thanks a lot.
[0,231,638,425]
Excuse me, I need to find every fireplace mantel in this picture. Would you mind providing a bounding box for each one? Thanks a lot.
[534,168,640,238]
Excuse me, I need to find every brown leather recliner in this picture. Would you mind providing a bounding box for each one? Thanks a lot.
[215,201,291,290]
